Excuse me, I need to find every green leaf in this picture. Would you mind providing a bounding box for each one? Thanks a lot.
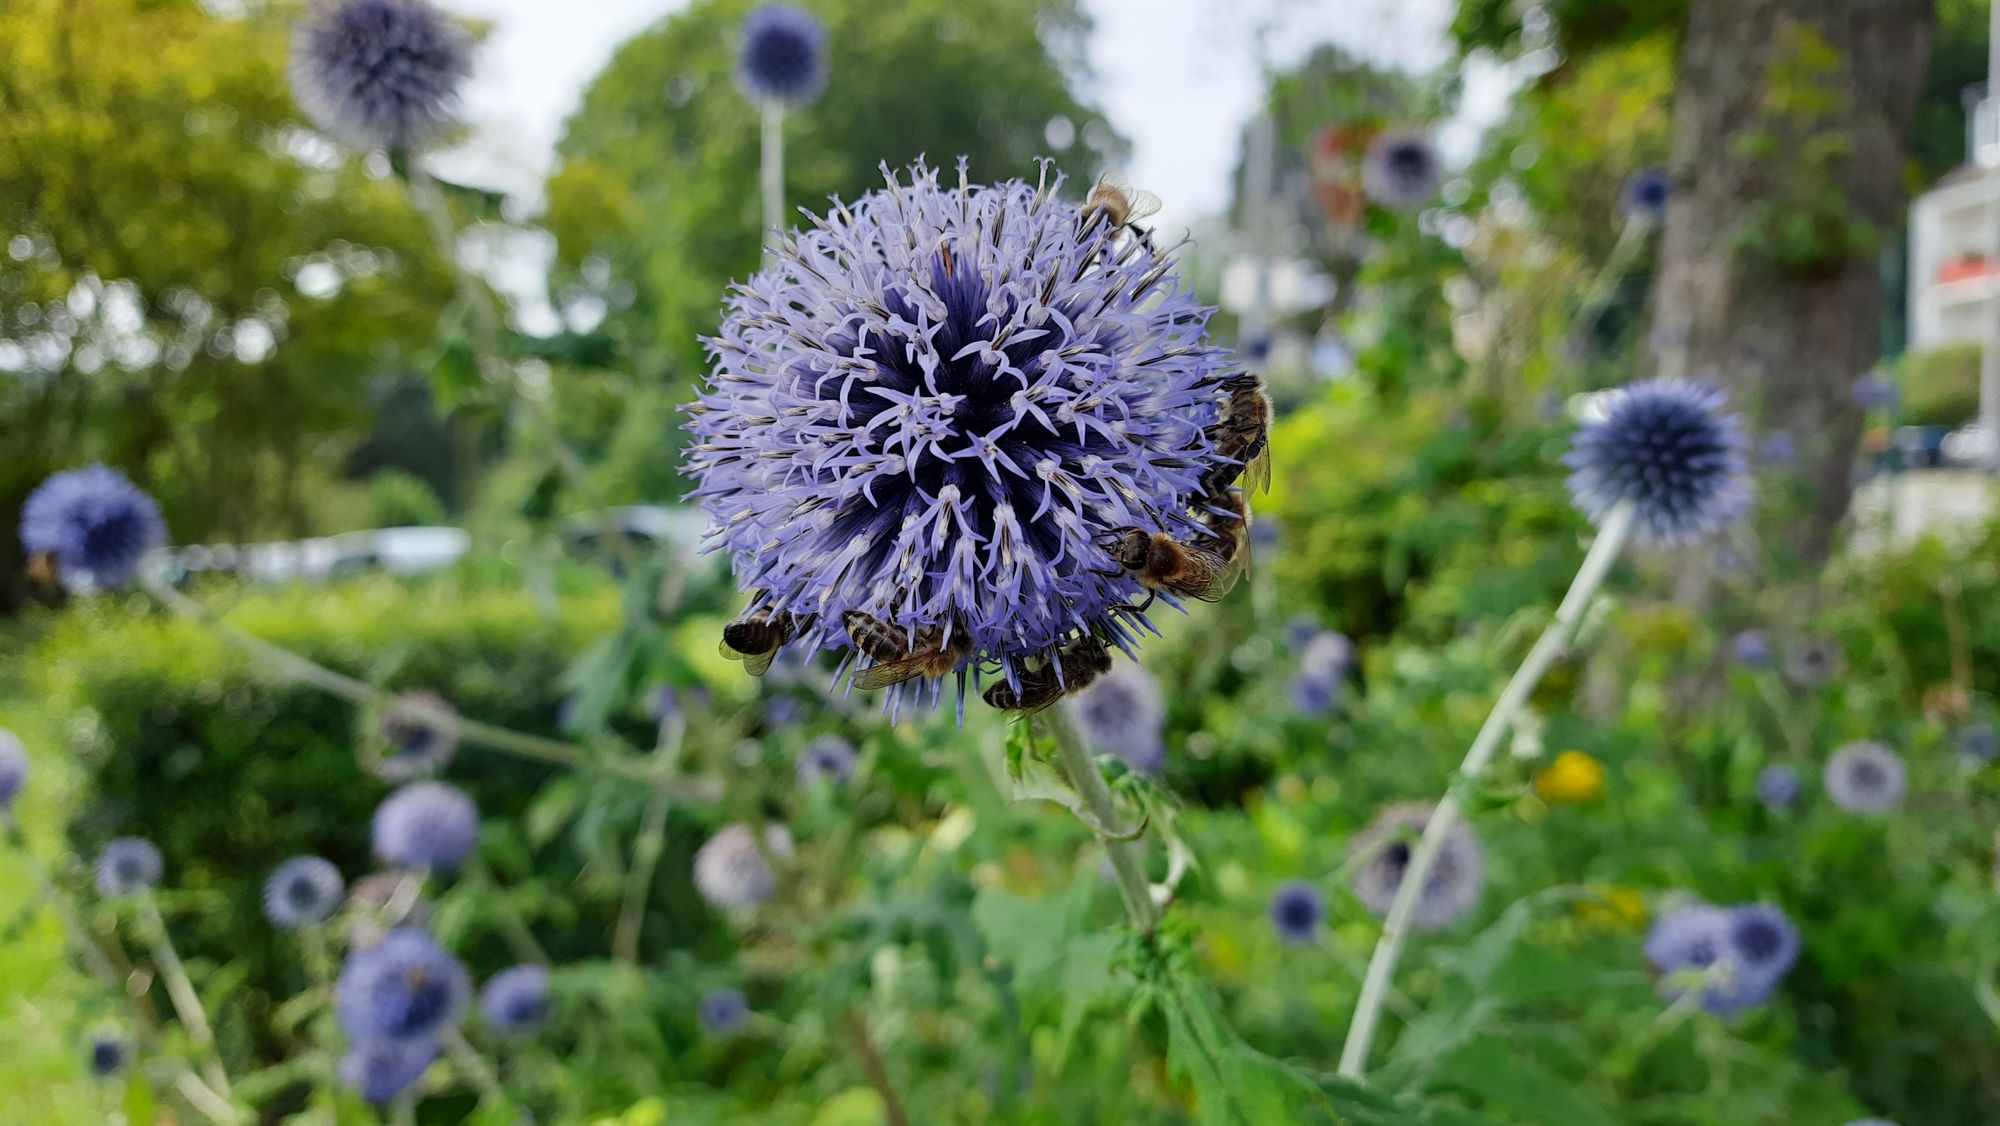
[1429,1037,1618,1126]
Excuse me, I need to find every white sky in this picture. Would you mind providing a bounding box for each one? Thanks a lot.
[436,0,1495,232]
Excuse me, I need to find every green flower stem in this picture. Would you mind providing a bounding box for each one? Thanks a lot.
[300,925,340,1118]
[138,891,234,1101]
[1338,499,1635,1079]
[613,712,687,964]
[1558,217,1651,378]
[138,571,719,803]
[465,856,549,966]
[761,101,785,254]
[443,1028,508,1107]
[1044,702,1157,930]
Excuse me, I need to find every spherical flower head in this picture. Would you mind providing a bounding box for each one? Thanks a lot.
[1267,880,1324,945]
[20,465,167,591]
[795,734,858,787]
[264,855,346,930]
[699,986,750,1035]
[340,1036,439,1104]
[94,838,162,897]
[1958,724,1997,763]
[0,727,27,809]
[1350,803,1484,931]
[1824,741,1905,813]
[1620,167,1671,223]
[1362,129,1441,210]
[372,781,479,873]
[1726,903,1799,985]
[479,964,549,1036]
[737,4,828,107]
[1644,903,1768,1016]
[371,692,458,780]
[1300,630,1355,677]
[1564,379,1750,544]
[291,0,471,151]
[1288,666,1343,718]
[693,822,793,910]
[87,1033,129,1079]
[1784,636,1844,688]
[687,160,1237,710]
[1729,628,1770,668]
[1282,613,1323,650]
[1070,661,1167,775]
[1755,763,1801,810]
[336,928,468,1042]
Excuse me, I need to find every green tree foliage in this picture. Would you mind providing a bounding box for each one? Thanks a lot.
[0,0,453,607]
[546,0,1117,379]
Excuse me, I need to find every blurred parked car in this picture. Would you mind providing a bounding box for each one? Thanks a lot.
[558,505,710,559]
[1942,422,1996,468]
[153,527,470,588]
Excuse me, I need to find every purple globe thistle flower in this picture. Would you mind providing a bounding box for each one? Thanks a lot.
[1564,379,1750,544]
[1755,430,1796,468]
[795,733,858,787]
[1851,369,1896,411]
[1729,629,1771,668]
[699,986,750,1035]
[1288,666,1343,717]
[87,1033,129,1078]
[1784,636,1843,688]
[1070,661,1167,775]
[1755,763,1801,811]
[686,160,1238,711]
[290,0,471,152]
[1288,629,1353,718]
[371,691,457,781]
[1644,903,1770,1016]
[1620,167,1671,224]
[340,1036,438,1105]
[1824,741,1905,813]
[1350,803,1484,931]
[94,838,162,898]
[1283,613,1324,650]
[263,856,346,930]
[372,781,479,873]
[0,728,27,810]
[1268,880,1324,945]
[1726,903,1799,986]
[1958,724,1997,763]
[20,465,166,591]
[763,693,804,729]
[479,964,549,1036]
[336,929,468,1042]
[693,823,792,910]
[737,4,828,107]
[1361,129,1442,210]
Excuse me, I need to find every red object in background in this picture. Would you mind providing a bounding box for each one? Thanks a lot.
[1308,123,1372,231]
[1938,255,1995,284]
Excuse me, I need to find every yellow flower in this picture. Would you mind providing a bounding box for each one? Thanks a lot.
[1534,750,1605,803]
[1576,885,1647,930]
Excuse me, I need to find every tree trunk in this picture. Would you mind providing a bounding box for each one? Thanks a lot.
[1653,0,1934,567]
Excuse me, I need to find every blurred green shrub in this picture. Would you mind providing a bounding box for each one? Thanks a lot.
[1899,343,1982,427]
[364,470,449,528]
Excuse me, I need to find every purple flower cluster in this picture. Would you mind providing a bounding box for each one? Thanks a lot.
[688,161,1237,709]
[20,466,166,591]
[1645,901,1799,1017]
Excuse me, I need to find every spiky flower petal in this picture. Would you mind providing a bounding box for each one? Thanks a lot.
[1361,130,1441,210]
[291,0,471,151]
[264,856,346,929]
[1824,741,1905,813]
[737,4,828,107]
[20,465,166,591]
[688,161,1238,710]
[1564,379,1750,544]
[1349,803,1483,931]
[372,781,479,873]
[94,838,162,897]
[336,929,467,1042]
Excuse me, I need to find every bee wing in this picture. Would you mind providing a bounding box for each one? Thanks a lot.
[1125,189,1164,223]
[719,638,778,677]
[852,656,929,691]
[1244,446,1272,494]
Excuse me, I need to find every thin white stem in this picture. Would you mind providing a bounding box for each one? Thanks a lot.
[761,101,785,254]
[1560,218,1650,372]
[173,1070,242,1124]
[1338,500,1635,1079]
[1045,703,1157,929]
[139,893,233,1100]
[138,572,718,802]
[613,713,686,964]
[443,1028,508,1106]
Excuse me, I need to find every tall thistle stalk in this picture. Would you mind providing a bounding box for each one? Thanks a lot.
[1339,375,1750,1078]
[761,102,786,254]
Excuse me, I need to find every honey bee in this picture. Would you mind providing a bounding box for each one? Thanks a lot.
[1102,521,1244,611]
[1201,373,1272,496]
[843,611,975,689]
[719,608,804,677]
[1079,171,1162,235]
[982,633,1114,715]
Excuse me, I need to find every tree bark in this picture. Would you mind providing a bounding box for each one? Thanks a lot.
[1653,0,1934,566]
